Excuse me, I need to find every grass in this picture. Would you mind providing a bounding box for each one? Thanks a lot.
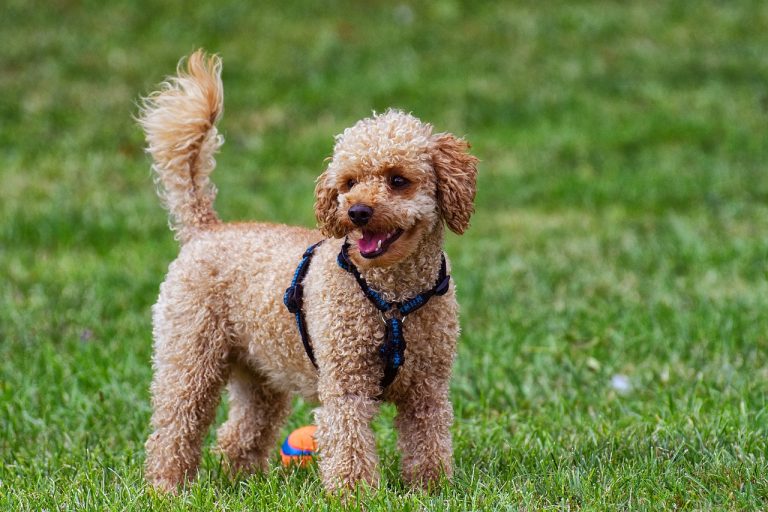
[1,0,767,509]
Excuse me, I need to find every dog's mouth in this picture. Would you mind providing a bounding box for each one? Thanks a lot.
[357,229,404,259]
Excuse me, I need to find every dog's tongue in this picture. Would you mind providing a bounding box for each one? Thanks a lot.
[358,231,388,254]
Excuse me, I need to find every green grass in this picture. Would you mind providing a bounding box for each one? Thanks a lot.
[1,0,767,509]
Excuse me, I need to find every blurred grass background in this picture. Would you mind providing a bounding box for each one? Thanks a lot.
[1,0,767,509]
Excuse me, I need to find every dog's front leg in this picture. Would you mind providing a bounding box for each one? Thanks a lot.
[395,382,454,489]
[314,392,381,492]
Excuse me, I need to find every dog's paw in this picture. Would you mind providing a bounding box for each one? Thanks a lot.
[402,463,451,492]
[220,452,270,478]
[147,476,182,495]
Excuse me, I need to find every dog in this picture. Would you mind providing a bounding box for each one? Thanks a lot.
[138,50,477,493]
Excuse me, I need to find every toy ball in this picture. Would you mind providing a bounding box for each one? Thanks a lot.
[280,425,318,467]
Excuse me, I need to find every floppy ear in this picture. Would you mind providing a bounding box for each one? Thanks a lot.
[431,133,478,234]
[314,170,345,238]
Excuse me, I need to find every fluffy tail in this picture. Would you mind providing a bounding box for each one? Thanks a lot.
[138,50,224,243]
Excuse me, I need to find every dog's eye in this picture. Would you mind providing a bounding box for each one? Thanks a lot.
[345,179,357,191]
[389,175,410,189]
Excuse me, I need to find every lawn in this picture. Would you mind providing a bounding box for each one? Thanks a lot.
[1,0,767,510]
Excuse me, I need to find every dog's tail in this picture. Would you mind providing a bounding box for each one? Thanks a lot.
[138,50,224,243]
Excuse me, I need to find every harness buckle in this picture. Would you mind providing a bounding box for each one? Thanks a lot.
[283,284,303,314]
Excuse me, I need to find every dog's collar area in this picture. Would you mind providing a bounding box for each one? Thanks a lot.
[283,239,451,392]
[337,240,450,316]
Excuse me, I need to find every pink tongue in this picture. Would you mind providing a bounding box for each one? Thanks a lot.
[358,231,388,254]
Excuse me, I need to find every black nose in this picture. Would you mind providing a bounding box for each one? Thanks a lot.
[348,204,373,226]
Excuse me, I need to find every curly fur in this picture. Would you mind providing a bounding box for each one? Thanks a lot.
[138,50,478,494]
[138,51,223,243]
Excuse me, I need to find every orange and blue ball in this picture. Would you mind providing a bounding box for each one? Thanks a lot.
[280,425,318,467]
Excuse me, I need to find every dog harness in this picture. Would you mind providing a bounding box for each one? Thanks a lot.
[283,239,451,389]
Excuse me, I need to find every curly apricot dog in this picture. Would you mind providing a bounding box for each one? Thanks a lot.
[138,51,477,493]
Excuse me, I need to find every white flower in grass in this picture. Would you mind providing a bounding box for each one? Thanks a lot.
[611,374,632,394]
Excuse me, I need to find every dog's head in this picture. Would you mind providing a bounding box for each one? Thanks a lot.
[314,110,478,268]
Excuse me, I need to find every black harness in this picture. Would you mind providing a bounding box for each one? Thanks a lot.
[283,239,451,389]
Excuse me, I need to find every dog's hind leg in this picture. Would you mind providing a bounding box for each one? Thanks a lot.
[215,364,291,475]
[144,301,231,493]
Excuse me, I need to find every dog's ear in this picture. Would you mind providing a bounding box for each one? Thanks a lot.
[431,133,478,235]
[314,170,345,238]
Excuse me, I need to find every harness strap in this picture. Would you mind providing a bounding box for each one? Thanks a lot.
[284,239,451,391]
[283,241,323,369]
[338,240,450,388]
[337,241,450,314]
